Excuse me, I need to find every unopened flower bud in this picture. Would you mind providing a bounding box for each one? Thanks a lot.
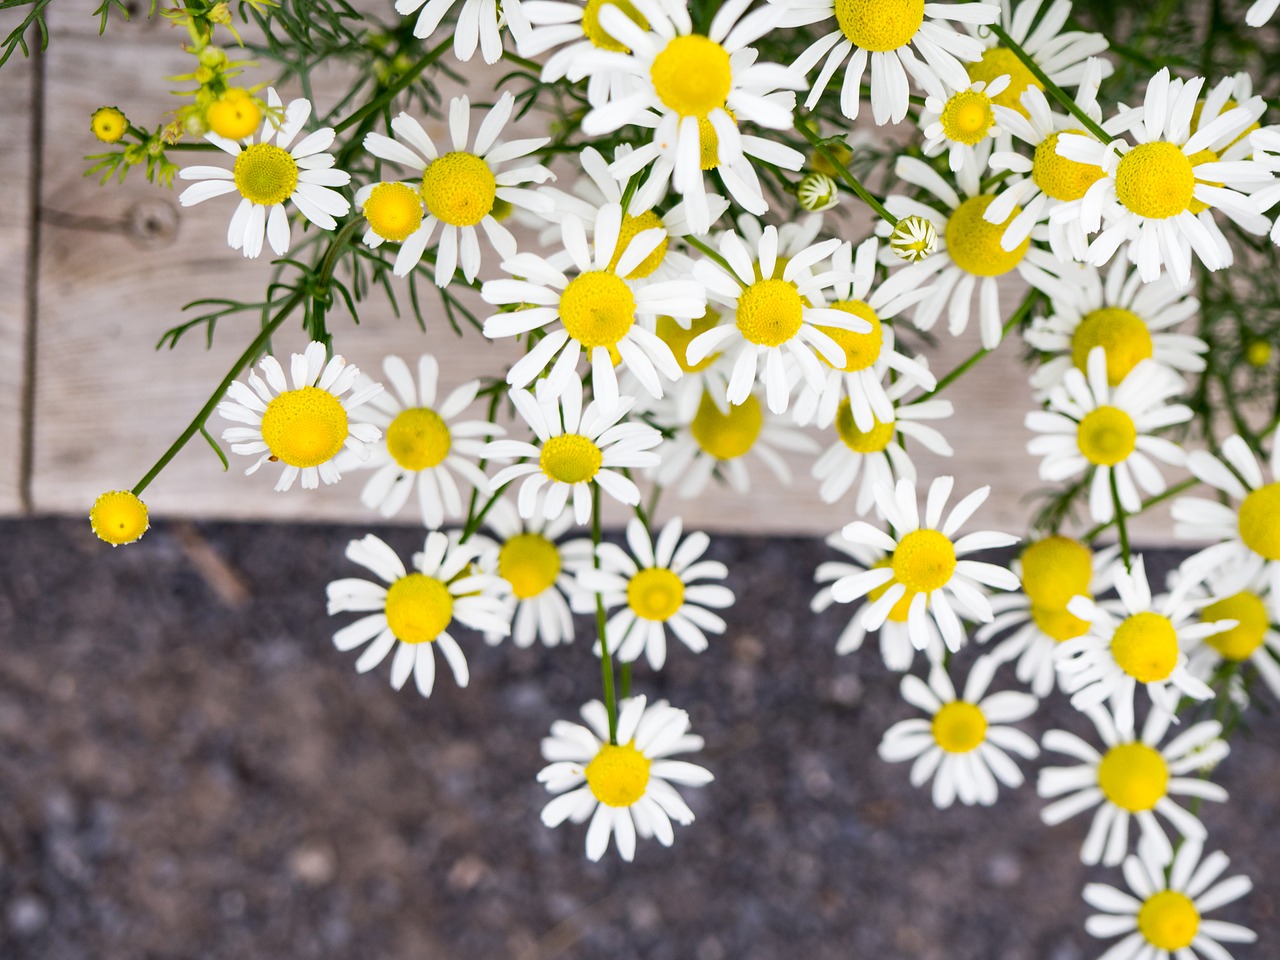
[889,215,937,263]
[797,172,838,213]
[90,106,128,144]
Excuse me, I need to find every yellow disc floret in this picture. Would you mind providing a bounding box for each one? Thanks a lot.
[89,490,150,545]
[931,701,988,753]
[835,399,895,453]
[233,143,299,206]
[498,533,561,599]
[1098,741,1169,811]
[1076,406,1137,466]
[1034,130,1106,201]
[945,195,1029,277]
[1202,590,1270,661]
[627,567,685,621]
[90,106,128,144]
[940,90,995,146]
[833,0,924,51]
[386,407,451,471]
[658,310,721,373]
[650,35,732,118]
[1031,603,1090,641]
[421,151,496,227]
[1110,611,1179,683]
[691,390,762,460]
[868,559,915,622]
[892,529,956,593]
[736,278,804,347]
[540,434,604,484]
[559,271,637,348]
[1071,308,1154,385]
[967,48,1042,113]
[820,301,883,371]
[1020,536,1094,607]
[384,573,454,643]
[364,181,425,243]
[260,385,350,468]
[581,0,649,52]
[608,210,668,278]
[1114,142,1195,220]
[206,90,261,141]
[1138,891,1200,952]
[1239,483,1280,561]
[585,741,651,807]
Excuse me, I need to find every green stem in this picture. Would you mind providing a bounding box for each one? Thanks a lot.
[684,235,734,275]
[592,484,619,744]
[1082,476,1197,542]
[1109,469,1132,569]
[795,117,897,225]
[332,38,452,135]
[922,292,1037,400]
[620,662,632,700]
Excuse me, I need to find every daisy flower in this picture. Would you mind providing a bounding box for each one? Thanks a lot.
[644,308,735,425]
[835,476,1021,653]
[538,695,713,862]
[396,0,527,64]
[777,0,998,125]
[878,657,1040,808]
[920,73,1011,174]
[1084,836,1256,960]
[576,516,734,670]
[1022,257,1206,395]
[339,354,501,526]
[1183,562,1280,702]
[1057,554,1223,731]
[1248,0,1279,24]
[514,0,651,104]
[1025,347,1190,525]
[217,341,383,492]
[325,532,511,697]
[178,89,351,259]
[362,94,553,286]
[481,202,705,412]
[484,381,663,525]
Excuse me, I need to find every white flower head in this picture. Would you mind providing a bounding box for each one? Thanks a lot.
[920,73,1011,174]
[1182,560,1280,703]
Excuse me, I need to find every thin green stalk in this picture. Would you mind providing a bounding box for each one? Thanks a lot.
[1082,476,1197,541]
[333,37,452,135]
[795,117,898,225]
[1109,469,1132,569]
[685,235,734,274]
[592,484,619,744]
[620,662,632,700]
[922,292,1037,400]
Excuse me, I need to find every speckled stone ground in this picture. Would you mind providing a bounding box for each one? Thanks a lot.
[1,518,1276,959]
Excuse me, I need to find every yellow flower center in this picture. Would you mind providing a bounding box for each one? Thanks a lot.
[820,301,883,371]
[1239,483,1280,560]
[627,567,686,621]
[691,390,762,460]
[90,106,128,144]
[657,310,721,373]
[1202,590,1269,661]
[385,407,451,471]
[1114,142,1196,220]
[233,143,299,206]
[940,89,996,146]
[89,490,149,545]
[581,0,649,52]
[1020,536,1093,607]
[608,210,668,278]
[364,181,425,243]
[1034,129,1106,201]
[1138,891,1200,952]
[421,151,496,227]
[1111,611,1179,683]
[1076,406,1137,466]
[650,35,731,118]
[384,573,454,644]
[892,529,956,594]
[945,195,1029,277]
[966,47,1041,114]
[206,91,261,141]
[1098,741,1169,812]
[259,385,349,468]
[835,399,895,453]
[833,0,924,51]
[1071,307,1154,385]
[585,741,652,807]
[736,278,804,347]
[558,270,637,349]
[931,701,988,753]
[1031,603,1090,641]
[540,434,604,484]
[498,533,561,599]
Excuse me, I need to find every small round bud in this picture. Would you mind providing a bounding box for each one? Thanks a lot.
[90,106,128,144]
[198,45,228,69]
[797,172,838,213]
[90,490,150,546]
[1246,339,1272,367]
[889,215,938,263]
[206,89,261,140]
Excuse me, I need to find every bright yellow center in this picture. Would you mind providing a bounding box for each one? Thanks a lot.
[1138,891,1200,951]
[868,559,914,622]
[259,385,349,468]
[1020,536,1093,607]
[1071,308,1153,385]
[736,278,803,347]
[835,399,895,453]
[945,195,1029,277]
[585,741,651,807]
[892,529,956,593]
[498,533,561,599]
[820,301,883,371]
[364,181,425,242]
[1239,483,1280,561]
[650,35,731,118]
[233,143,299,206]
[1031,603,1090,641]
[1115,142,1195,219]
[691,390,762,460]
[384,573,453,644]
[931,701,988,753]
[1098,742,1169,812]
[1247,340,1273,367]
[967,48,1041,113]
[559,271,636,349]
[658,310,721,373]
[421,151,496,227]
[627,567,685,621]
[207,91,261,141]
[1076,406,1137,466]
[1035,129,1106,201]
[90,106,128,143]
[386,407,451,471]
[1202,590,1270,661]
[581,0,649,52]
[89,490,149,545]
[608,211,667,278]
[940,90,996,146]
[540,434,603,484]
[833,0,924,51]
[1111,611,1178,683]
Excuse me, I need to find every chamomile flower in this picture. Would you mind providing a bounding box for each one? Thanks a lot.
[484,381,663,525]
[178,89,351,259]
[1084,836,1256,960]
[836,476,1021,653]
[1183,563,1280,702]
[514,0,650,103]
[362,94,553,286]
[396,0,526,63]
[1022,258,1206,395]
[338,354,502,527]
[777,0,998,125]
[878,657,1040,809]
[920,74,1011,173]
[647,309,735,424]
[325,532,510,697]
[1025,347,1190,525]
[577,516,734,670]
[1057,555,1222,731]
[217,341,383,492]
[538,695,713,862]
[481,203,705,411]
[1038,703,1228,867]
[1248,0,1280,25]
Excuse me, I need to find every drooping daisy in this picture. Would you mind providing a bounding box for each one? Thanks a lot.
[481,203,705,411]
[325,532,510,697]
[1183,561,1280,702]
[879,657,1040,808]
[362,95,553,285]
[396,0,527,63]
[217,341,383,492]
[1022,257,1206,396]
[920,73,1011,174]
[178,89,351,259]
[835,476,1021,653]
[576,516,734,670]
[338,354,502,526]
[1025,347,1190,525]
[1084,836,1256,960]
[777,0,998,125]
[1038,702,1228,867]
[484,381,663,524]
[1057,554,1222,732]
[538,695,713,861]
